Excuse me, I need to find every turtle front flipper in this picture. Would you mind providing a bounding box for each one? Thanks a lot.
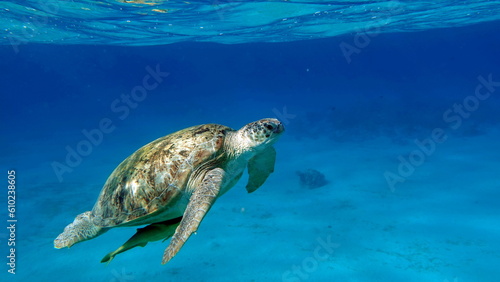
[101,217,182,263]
[162,168,225,264]
[246,146,276,193]
[54,211,106,249]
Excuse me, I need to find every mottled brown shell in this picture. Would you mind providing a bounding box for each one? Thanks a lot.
[91,124,232,227]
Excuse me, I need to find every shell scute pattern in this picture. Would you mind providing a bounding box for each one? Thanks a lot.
[92,124,231,227]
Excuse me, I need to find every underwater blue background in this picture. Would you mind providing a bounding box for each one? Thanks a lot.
[1,1,500,281]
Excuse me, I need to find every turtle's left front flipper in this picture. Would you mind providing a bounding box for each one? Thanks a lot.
[162,168,224,264]
[101,217,182,264]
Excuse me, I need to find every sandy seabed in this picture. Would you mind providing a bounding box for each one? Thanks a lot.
[3,127,500,282]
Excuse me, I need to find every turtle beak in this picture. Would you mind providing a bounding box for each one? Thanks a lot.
[274,122,285,134]
[266,119,284,135]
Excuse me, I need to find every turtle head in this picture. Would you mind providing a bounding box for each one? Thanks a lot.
[235,118,284,154]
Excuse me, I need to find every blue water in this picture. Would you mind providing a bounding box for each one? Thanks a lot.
[1,1,500,281]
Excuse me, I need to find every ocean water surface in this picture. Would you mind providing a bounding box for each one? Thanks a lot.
[1,1,500,281]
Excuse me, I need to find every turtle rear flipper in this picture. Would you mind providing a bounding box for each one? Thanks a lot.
[54,211,106,249]
[101,217,182,263]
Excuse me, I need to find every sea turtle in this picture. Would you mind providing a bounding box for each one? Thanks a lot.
[54,118,284,264]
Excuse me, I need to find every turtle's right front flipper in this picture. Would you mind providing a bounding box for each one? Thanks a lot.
[101,217,182,263]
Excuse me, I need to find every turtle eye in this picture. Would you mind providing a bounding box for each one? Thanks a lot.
[265,124,275,130]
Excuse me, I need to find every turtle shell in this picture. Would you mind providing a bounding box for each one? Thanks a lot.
[91,124,232,227]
